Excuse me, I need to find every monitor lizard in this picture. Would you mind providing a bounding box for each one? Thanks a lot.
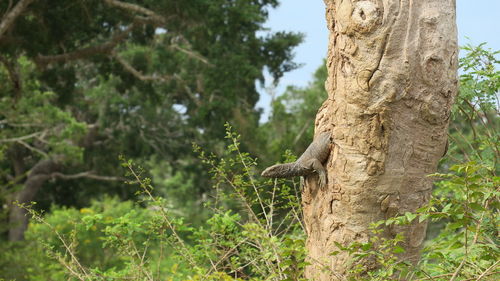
[261,131,332,189]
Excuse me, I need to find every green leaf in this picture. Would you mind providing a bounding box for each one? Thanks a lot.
[393,246,406,254]
[442,203,453,213]
[469,202,486,211]
[405,212,417,223]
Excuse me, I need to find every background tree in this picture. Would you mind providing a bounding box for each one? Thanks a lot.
[0,0,302,241]
[303,0,458,279]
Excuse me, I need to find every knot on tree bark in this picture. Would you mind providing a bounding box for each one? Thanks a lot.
[337,0,381,35]
[351,1,379,33]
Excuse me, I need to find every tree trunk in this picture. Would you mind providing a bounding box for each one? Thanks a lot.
[302,0,457,279]
[8,159,59,241]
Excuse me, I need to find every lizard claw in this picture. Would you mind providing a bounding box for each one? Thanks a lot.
[318,172,327,190]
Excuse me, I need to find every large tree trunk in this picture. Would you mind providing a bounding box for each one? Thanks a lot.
[302,0,457,279]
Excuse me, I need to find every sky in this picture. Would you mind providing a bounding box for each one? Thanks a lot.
[256,0,500,121]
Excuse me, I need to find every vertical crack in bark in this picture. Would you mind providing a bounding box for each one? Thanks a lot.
[367,32,389,88]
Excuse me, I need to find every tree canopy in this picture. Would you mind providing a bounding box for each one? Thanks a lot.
[0,0,302,240]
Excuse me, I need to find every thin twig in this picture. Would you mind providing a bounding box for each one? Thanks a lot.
[16,140,48,157]
[205,238,249,276]
[269,176,277,230]
[156,229,165,280]
[113,52,174,82]
[451,123,483,161]
[51,171,124,181]
[129,239,154,281]
[447,132,472,162]
[449,206,487,281]
[476,261,500,281]
[462,101,500,159]
[170,44,212,65]
[417,270,499,281]
[208,161,263,228]
[23,206,90,280]
[125,162,198,268]
[232,136,269,225]
[104,0,166,25]
[306,255,346,281]
[35,23,136,66]
[0,131,44,143]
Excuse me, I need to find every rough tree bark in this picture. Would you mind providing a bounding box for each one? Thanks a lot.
[302,0,458,279]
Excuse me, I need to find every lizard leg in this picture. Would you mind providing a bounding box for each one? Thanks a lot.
[308,159,327,189]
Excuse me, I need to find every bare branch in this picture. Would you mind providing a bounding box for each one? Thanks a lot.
[51,171,125,182]
[170,44,212,65]
[113,52,173,82]
[2,1,14,19]
[476,262,499,281]
[113,52,202,107]
[17,140,49,158]
[450,205,489,281]
[0,0,36,41]
[104,0,166,25]
[0,121,45,128]
[0,131,44,143]
[35,23,136,66]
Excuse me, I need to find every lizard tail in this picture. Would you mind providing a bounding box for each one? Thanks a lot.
[261,162,297,178]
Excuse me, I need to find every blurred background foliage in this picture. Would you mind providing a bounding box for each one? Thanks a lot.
[0,0,303,239]
[0,0,498,280]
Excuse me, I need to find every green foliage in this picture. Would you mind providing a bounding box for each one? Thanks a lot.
[190,124,307,279]
[148,156,212,226]
[458,43,499,112]
[0,198,154,280]
[16,0,300,139]
[447,43,499,168]
[418,162,499,280]
[0,58,87,163]
[257,62,327,165]
[0,0,303,235]
[0,125,308,280]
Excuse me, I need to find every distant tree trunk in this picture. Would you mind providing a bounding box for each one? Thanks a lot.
[302,0,457,279]
[8,158,59,241]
